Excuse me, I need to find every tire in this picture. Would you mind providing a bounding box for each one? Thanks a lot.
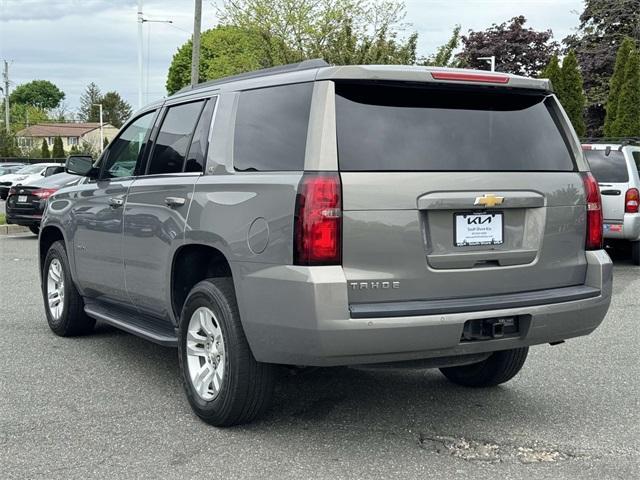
[42,240,95,336]
[631,241,640,266]
[29,225,40,235]
[440,347,529,387]
[178,278,276,427]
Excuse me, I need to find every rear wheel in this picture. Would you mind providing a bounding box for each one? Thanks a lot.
[42,240,95,336]
[178,278,276,427]
[440,347,528,387]
[631,241,640,266]
[29,225,40,235]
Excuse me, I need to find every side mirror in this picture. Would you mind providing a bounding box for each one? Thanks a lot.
[66,155,97,178]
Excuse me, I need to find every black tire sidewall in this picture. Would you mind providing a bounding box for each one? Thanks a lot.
[42,241,70,333]
[178,282,235,418]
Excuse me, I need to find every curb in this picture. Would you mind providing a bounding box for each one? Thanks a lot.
[0,224,31,235]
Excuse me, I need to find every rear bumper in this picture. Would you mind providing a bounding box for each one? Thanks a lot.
[6,213,42,227]
[603,213,640,241]
[235,250,613,367]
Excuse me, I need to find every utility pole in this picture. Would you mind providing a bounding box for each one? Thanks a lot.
[191,0,202,88]
[2,60,9,134]
[137,0,144,109]
[478,56,496,72]
[93,103,104,153]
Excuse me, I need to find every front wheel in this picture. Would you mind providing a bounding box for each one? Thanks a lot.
[178,278,276,427]
[440,347,528,387]
[42,240,95,336]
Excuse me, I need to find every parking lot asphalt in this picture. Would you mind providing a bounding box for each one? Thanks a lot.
[1,234,638,480]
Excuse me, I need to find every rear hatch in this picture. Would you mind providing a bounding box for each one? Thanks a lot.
[583,147,628,223]
[335,81,588,305]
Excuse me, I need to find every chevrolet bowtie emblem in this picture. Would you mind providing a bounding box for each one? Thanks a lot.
[474,193,505,207]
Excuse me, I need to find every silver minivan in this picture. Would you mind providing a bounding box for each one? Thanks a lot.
[583,143,640,264]
[39,61,613,426]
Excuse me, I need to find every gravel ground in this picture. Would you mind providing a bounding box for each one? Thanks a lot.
[0,235,638,479]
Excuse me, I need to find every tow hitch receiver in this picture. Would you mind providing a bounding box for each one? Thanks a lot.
[461,316,520,342]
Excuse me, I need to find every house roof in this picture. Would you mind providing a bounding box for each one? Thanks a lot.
[16,122,115,138]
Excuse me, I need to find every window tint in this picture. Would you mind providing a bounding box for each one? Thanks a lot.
[147,101,204,175]
[335,83,576,172]
[234,83,313,171]
[633,151,640,174]
[585,150,628,183]
[185,98,216,173]
[103,111,155,179]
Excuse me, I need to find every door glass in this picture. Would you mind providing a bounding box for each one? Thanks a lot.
[103,111,155,179]
[184,98,216,173]
[633,152,640,174]
[147,101,205,175]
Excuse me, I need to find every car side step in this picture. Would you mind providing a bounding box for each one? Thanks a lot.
[84,303,178,347]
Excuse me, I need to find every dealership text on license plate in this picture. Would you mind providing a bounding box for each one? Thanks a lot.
[17,195,27,203]
[455,213,503,247]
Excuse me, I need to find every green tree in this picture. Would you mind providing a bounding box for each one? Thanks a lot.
[10,80,65,110]
[52,136,65,158]
[0,130,18,157]
[40,139,50,159]
[564,0,640,135]
[541,55,563,97]
[78,83,102,122]
[604,37,636,136]
[218,0,416,66]
[612,49,640,137]
[101,91,132,128]
[421,25,461,67]
[6,103,49,133]
[167,26,280,95]
[560,50,586,137]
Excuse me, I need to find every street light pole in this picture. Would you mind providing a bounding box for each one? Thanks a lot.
[93,103,104,153]
[191,0,203,88]
[478,56,496,72]
[137,0,144,110]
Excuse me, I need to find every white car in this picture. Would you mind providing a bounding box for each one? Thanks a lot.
[0,163,64,200]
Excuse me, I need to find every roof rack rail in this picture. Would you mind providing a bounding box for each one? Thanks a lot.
[175,58,330,95]
[581,136,640,145]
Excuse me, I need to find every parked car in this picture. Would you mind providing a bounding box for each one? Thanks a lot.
[0,163,64,199]
[0,163,25,176]
[582,143,640,264]
[6,172,85,235]
[39,61,612,427]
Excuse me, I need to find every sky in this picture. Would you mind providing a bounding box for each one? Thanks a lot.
[0,0,584,115]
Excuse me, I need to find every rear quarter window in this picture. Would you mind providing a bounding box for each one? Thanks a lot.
[585,150,628,183]
[335,82,576,172]
[233,83,313,171]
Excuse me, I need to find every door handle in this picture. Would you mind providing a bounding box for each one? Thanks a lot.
[600,189,621,196]
[109,196,125,208]
[165,196,186,208]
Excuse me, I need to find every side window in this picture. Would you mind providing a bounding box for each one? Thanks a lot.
[234,83,313,171]
[147,101,205,175]
[103,111,155,179]
[633,151,640,174]
[185,98,216,173]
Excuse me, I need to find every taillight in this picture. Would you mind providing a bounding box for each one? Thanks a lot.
[294,173,342,265]
[625,188,639,213]
[32,188,57,199]
[583,172,603,250]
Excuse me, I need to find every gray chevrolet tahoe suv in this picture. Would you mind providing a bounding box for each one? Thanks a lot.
[39,60,612,427]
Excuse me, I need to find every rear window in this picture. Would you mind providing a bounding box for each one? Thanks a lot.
[335,83,576,172]
[234,83,313,171]
[585,150,628,183]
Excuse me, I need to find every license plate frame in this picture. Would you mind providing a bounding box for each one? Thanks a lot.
[454,212,504,247]
[17,195,28,203]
